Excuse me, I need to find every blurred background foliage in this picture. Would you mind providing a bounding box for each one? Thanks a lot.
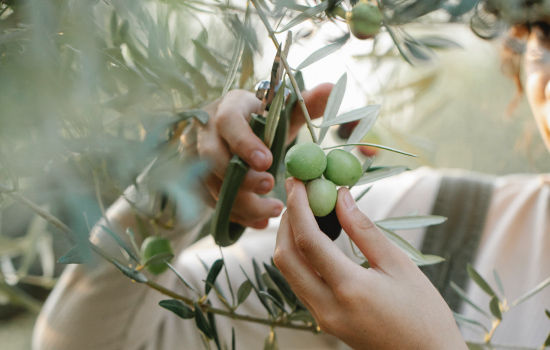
[1,0,550,347]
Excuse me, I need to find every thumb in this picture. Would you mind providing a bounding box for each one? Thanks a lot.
[335,187,408,271]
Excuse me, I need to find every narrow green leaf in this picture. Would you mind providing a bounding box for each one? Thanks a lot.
[159,299,195,319]
[125,228,141,261]
[240,267,276,318]
[110,11,118,40]
[276,2,329,33]
[207,304,221,350]
[112,261,148,283]
[194,29,208,71]
[231,327,236,350]
[317,105,380,128]
[57,245,87,264]
[466,342,486,350]
[452,312,490,334]
[265,77,287,149]
[263,329,279,350]
[544,330,550,347]
[205,259,224,296]
[411,254,446,267]
[177,109,209,125]
[194,302,214,339]
[417,36,462,50]
[100,225,140,263]
[260,290,285,312]
[377,226,444,266]
[467,264,497,298]
[222,12,248,97]
[353,185,372,202]
[493,270,505,298]
[376,215,447,231]
[450,281,492,319]
[263,263,297,307]
[296,34,349,70]
[343,108,378,151]
[237,280,253,305]
[511,276,550,308]
[546,309,550,318]
[354,166,408,186]
[192,40,227,76]
[343,143,418,157]
[142,252,174,268]
[166,262,198,293]
[319,73,347,144]
[287,309,316,324]
[385,25,414,66]
[489,296,502,320]
[252,259,266,291]
[403,40,432,61]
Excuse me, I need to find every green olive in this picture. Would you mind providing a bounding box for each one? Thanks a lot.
[306,179,337,217]
[141,236,173,275]
[285,143,327,181]
[346,1,382,40]
[324,149,363,186]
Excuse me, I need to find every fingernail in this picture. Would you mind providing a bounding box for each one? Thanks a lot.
[285,178,293,195]
[271,206,282,217]
[250,150,266,168]
[257,179,272,194]
[343,190,357,211]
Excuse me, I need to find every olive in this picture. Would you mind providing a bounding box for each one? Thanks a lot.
[315,208,342,241]
[324,149,363,186]
[346,1,383,40]
[306,178,337,217]
[285,143,327,181]
[140,236,173,275]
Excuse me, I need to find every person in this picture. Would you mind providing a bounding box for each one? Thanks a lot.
[33,26,550,350]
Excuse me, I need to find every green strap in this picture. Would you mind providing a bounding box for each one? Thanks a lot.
[420,173,494,311]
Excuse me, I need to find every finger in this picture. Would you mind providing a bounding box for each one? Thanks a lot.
[274,211,331,306]
[288,83,333,140]
[335,187,409,272]
[285,177,356,287]
[215,90,272,171]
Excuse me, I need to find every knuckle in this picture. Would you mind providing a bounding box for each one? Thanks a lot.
[294,231,315,255]
[316,312,339,334]
[214,111,231,129]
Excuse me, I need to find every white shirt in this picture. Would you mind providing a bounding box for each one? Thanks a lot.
[32,167,550,349]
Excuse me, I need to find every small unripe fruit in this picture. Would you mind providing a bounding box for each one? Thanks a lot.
[324,149,363,186]
[346,1,383,40]
[306,179,337,217]
[141,236,173,275]
[285,143,327,181]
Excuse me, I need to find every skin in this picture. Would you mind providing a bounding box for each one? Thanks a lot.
[192,84,332,229]
[190,23,550,349]
[275,178,468,349]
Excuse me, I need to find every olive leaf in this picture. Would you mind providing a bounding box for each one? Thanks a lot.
[375,215,447,231]
[57,245,87,264]
[263,263,297,308]
[452,312,490,334]
[100,224,140,263]
[159,299,195,319]
[142,251,174,268]
[377,226,444,266]
[353,185,372,202]
[467,264,497,298]
[192,39,227,76]
[240,266,277,318]
[295,34,349,70]
[194,302,215,339]
[319,73,347,144]
[112,260,148,283]
[166,262,198,294]
[417,36,462,50]
[222,9,250,97]
[354,166,408,186]
[450,281,491,319]
[493,270,506,298]
[206,303,221,350]
[237,279,253,305]
[276,2,329,33]
[489,296,502,320]
[265,77,287,149]
[316,105,380,128]
[204,259,224,296]
[260,289,286,312]
[510,276,550,308]
[177,109,209,125]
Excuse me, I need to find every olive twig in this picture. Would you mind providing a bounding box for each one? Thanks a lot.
[251,0,319,144]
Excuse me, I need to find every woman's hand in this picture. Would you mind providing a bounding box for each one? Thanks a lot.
[274,177,467,350]
[192,85,332,229]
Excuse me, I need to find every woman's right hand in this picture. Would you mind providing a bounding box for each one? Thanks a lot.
[274,177,467,350]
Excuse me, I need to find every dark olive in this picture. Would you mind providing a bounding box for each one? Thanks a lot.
[315,208,342,241]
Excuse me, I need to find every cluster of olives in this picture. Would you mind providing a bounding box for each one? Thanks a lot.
[346,0,383,40]
[285,143,362,218]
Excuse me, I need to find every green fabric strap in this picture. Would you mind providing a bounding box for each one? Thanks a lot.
[420,173,494,312]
